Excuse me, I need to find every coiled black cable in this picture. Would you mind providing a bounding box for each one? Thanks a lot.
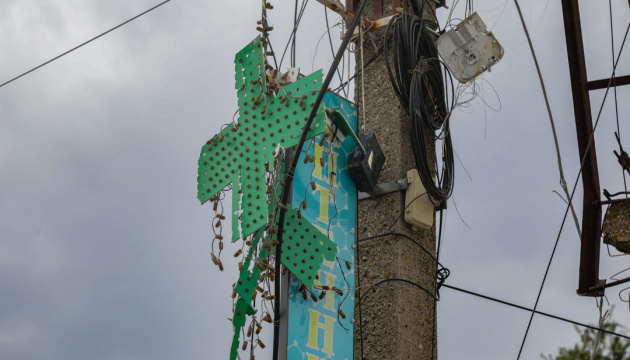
[384,11,455,205]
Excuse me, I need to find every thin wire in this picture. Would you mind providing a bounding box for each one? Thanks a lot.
[431,209,445,359]
[442,284,630,341]
[260,0,278,69]
[513,0,581,239]
[324,8,347,98]
[356,202,365,360]
[358,233,444,267]
[339,90,367,356]
[355,278,438,306]
[609,0,630,226]
[345,20,351,98]
[515,17,630,360]
[0,0,173,90]
[279,0,309,70]
[292,0,298,67]
[609,0,621,154]
[387,192,428,231]
[333,43,385,93]
[384,12,455,205]
[589,297,609,360]
[359,25,367,132]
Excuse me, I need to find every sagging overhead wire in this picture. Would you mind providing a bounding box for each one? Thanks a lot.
[442,284,630,341]
[609,0,630,228]
[0,0,173,90]
[384,11,455,205]
[324,7,348,98]
[515,12,630,360]
[279,0,309,70]
[332,44,384,93]
[512,0,581,239]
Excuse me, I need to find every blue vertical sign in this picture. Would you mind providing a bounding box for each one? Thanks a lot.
[287,93,357,360]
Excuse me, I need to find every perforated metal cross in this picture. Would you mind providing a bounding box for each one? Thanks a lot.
[197,35,327,242]
[277,207,337,288]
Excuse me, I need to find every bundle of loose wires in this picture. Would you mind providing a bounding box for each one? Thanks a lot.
[384,11,455,205]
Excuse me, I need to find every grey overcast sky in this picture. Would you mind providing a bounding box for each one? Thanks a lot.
[1,1,629,359]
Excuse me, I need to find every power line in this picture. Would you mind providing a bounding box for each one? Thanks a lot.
[384,12,455,205]
[332,45,383,93]
[512,0,581,240]
[512,1,576,356]
[442,284,630,341]
[355,278,438,307]
[260,0,279,69]
[609,0,630,229]
[431,209,446,359]
[0,0,173,90]
[278,0,309,70]
[515,14,630,360]
[353,278,630,342]
[358,232,444,267]
[324,7,347,98]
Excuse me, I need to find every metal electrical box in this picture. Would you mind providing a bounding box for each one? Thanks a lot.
[404,169,434,229]
[349,131,385,193]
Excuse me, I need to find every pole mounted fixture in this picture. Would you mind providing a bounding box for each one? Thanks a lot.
[197,36,327,243]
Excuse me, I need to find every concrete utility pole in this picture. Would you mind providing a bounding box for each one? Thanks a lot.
[353,2,439,359]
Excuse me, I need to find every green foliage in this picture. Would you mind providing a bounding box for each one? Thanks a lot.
[541,319,630,360]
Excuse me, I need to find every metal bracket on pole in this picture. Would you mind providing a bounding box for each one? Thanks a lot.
[358,178,408,200]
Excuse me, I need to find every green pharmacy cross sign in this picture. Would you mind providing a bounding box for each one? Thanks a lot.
[197,35,344,360]
[197,35,327,243]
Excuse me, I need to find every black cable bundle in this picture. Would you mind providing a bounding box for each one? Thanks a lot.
[384,11,455,205]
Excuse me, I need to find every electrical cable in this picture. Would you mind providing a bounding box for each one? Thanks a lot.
[266,36,279,70]
[411,0,440,29]
[279,0,309,70]
[589,297,609,360]
[513,0,582,239]
[609,0,630,305]
[442,284,630,341]
[260,0,279,70]
[332,44,384,93]
[355,278,439,307]
[355,192,365,360]
[348,19,354,95]
[324,7,348,98]
[359,25,367,132]
[384,11,455,205]
[271,0,370,358]
[355,278,630,350]
[515,17,630,360]
[292,0,298,67]
[465,0,474,18]
[387,191,428,230]
[0,0,173,90]
[430,209,445,359]
[358,232,445,268]
[609,0,630,226]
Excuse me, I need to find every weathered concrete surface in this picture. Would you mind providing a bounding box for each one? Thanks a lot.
[353,4,438,359]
